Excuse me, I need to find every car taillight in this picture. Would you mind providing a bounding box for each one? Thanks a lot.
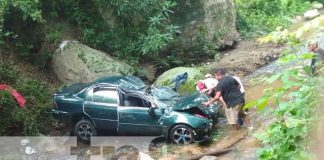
[195,113,208,118]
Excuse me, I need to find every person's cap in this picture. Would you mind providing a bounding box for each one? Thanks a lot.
[197,81,205,91]
[205,73,213,78]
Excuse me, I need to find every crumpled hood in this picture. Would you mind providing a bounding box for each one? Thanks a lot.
[171,92,219,116]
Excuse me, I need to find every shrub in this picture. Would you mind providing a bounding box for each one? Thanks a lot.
[244,44,321,159]
[236,0,311,38]
[0,63,55,136]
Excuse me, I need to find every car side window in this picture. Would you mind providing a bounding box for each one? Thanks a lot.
[86,87,118,104]
[123,96,151,108]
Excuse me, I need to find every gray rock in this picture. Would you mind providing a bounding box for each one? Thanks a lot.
[312,3,323,10]
[303,9,320,20]
[52,41,135,83]
[154,67,203,95]
[173,0,239,49]
[199,156,218,160]
[98,0,239,52]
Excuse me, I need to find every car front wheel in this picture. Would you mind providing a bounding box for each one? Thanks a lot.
[170,124,194,145]
[74,119,97,142]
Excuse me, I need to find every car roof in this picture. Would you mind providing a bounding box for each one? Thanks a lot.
[94,76,147,91]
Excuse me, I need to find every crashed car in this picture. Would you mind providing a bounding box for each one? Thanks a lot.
[52,76,219,144]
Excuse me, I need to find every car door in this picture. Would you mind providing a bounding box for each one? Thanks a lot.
[118,95,163,136]
[84,86,118,131]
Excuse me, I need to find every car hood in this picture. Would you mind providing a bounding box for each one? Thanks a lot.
[171,92,219,116]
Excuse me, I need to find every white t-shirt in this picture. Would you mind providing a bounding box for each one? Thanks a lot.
[232,76,245,93]
[203,78,218,89]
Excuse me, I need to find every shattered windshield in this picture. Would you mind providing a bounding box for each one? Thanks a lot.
[149,86,180,100]
[109,76,147,91]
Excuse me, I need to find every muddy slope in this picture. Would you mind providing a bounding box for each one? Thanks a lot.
[211,40,283,76]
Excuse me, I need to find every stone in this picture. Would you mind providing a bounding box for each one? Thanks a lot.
[312,3,324,10]
[199,156,218,160]
[303,9,320,20]
[98,0,239,52]
[52,41,135,83]
[294,15,324,40]
[173,0,239,50]
[154,67,203,95]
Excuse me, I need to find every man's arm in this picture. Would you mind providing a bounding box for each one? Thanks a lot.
[219,96,227,108]
[203,91,221,106]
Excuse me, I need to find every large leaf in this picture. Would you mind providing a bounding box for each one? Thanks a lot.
[243,99,258,110]
[257,97,270,111]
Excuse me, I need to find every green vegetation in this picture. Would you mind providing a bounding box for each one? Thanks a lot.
[0,0,322,140]
[236,0,313,37]
[0,60,56,136]
[244,43,322,159]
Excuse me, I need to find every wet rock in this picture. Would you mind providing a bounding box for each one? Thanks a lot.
[154,67,203,95]
[139,152,154,160]
[294,15,324,40]
[52,41,135,83]
[171,0,239,50]
[200,156,218,160]
[159,155,178,160]
[304,9,320,20]
[312,3,324,10]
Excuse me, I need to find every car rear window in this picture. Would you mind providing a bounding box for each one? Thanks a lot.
[86,88,118,104]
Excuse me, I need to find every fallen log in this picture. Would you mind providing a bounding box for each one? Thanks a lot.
[187,148,232,160]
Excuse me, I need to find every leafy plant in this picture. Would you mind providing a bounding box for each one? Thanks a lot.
[236,0,311,38]
[244,45,321,159]
[0,0,43,41]
[0,60,55,136]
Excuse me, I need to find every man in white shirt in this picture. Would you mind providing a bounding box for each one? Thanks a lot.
[232,75,253,130]
[197,74,217,96]
[196,74,227,108]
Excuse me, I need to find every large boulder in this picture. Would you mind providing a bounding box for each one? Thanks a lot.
[295,15,324,40]
[172,0,239,49]
[303,9,320,20]
[312,2,323,10]
[52,41,135,83]
[154,67,204,95]
[99,0,239,51]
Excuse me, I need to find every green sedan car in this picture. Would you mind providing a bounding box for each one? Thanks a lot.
[52,76,219,144]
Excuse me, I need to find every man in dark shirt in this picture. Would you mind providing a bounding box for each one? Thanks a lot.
[203,68,248,130]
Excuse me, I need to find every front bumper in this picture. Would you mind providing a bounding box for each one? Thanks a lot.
[193,121,213,142]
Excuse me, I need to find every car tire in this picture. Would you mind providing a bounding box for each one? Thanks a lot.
[169,124,194,145]
[74,119,97,142]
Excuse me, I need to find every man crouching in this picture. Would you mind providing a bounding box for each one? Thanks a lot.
[202,68,249,130]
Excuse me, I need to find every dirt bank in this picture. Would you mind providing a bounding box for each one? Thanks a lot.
[211,40,283,77]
